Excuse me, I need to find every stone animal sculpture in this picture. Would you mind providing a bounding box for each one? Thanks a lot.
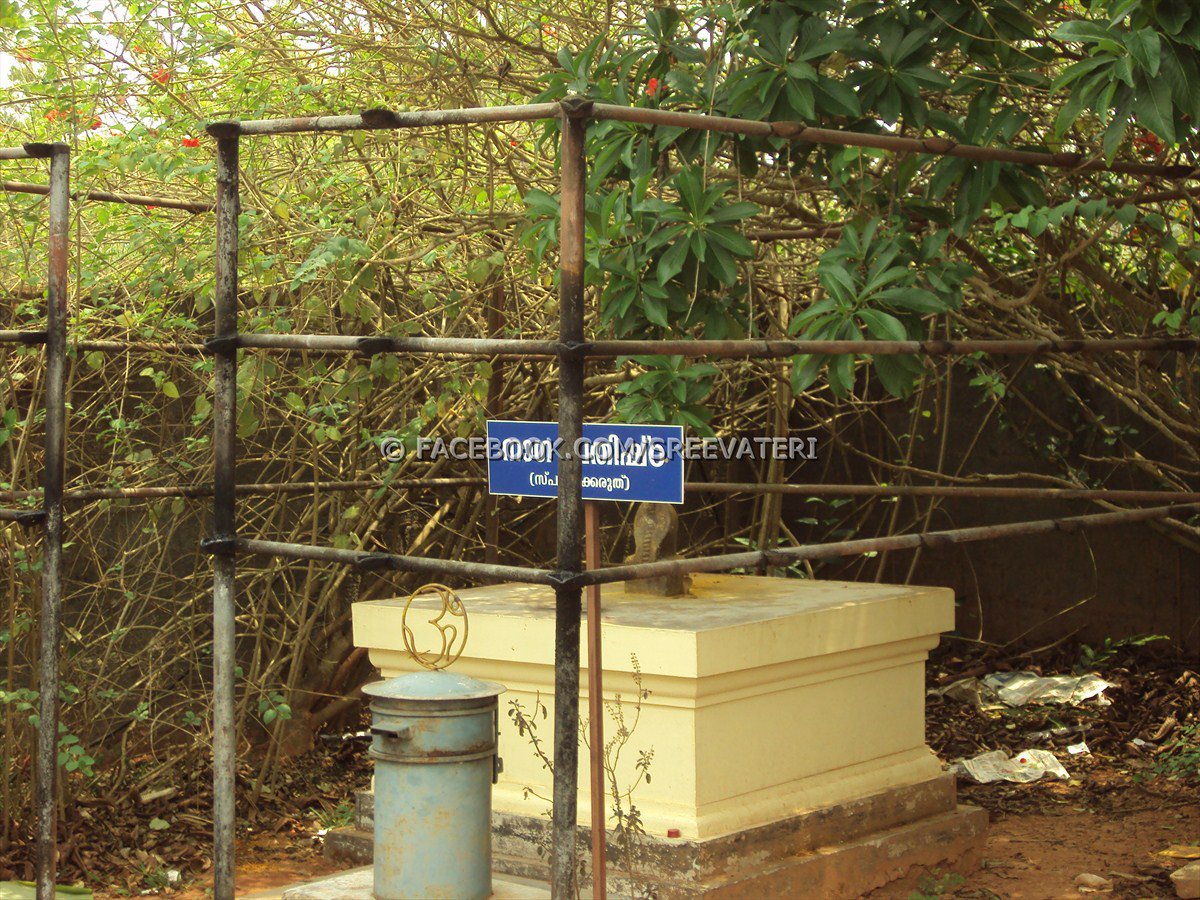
[622,502,691,596]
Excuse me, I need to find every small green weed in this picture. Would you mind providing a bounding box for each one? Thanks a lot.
[314,800,356,830]
[1153,722,1200,782]
[907,870,965,899]
[1076,634,1169,671]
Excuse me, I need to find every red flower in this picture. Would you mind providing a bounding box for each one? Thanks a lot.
[181,137,201,148]
[45,109,62,122]
[509,138,518,147]
[1133,130,1164,158]
[151,66,170,85]
[90,118,102,130]
[646,77,660,97]
[15,48,33,63]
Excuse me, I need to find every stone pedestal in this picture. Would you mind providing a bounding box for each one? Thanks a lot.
[347,574,986,896]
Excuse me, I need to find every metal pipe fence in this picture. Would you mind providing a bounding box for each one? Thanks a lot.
[2,94,1197,900]
[2,140,217,900]
[3,478,1197,507]
[0,141,69,900]
[193,96,1200,900]
[3,180,214,212]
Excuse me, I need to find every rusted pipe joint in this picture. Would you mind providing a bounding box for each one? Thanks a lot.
[205,121,241,139]
[557,340,589,359]
[356,336,395,356]
[547,569,584,589]
[559,96,594,119]
[1051,151,1083,168]
[22,142,68,159]
[919,340,955,355]
[1048,340,1085,353]
[919,532,955,551]
[762,549,792,567]
[921,137,957,154]
[204,335,240,355]
[361,108,403,129]
[770,122,808,140]
[200,535,239,556]
[354,552,395,572]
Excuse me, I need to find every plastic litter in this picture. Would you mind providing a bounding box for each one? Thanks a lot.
[982,671,1111,706]
[1074,872,1113,893]
[934,670,1112,710]
[950,748,1070,783]
[1171,860,1200,899]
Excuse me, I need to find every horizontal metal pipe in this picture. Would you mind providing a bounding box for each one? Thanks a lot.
[2,478,1193,507]
[236,537,560,585]
[208,98,1200,178]
[10,332,1197,359]
[0,330,47,345]
[2,180,214,213]
[0,508,44,524]
[586,337,1200,357]
[0,477,483,504]
[693,482,1200,503]
[590,104,1199,180]
[236,333,561,356]
[0,143,68,161]
[214,103,561,137]
[575,502,1200,586]
[229,334,1200,359]
[74,339,207,354]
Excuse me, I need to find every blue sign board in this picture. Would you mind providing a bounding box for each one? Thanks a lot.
[486,420,684,504]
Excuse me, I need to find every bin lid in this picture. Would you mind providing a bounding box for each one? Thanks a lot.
[362,670,505,703]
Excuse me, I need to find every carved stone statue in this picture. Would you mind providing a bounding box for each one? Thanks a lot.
[622,502,691,597]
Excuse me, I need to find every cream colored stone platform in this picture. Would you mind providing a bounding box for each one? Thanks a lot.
[352,574,954,842]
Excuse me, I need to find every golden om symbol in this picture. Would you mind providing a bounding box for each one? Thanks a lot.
[401,583,469,670]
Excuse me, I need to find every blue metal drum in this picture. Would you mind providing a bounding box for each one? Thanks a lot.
[363,671,505,900]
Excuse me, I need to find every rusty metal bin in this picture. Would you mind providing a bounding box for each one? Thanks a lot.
[363,671,504,900]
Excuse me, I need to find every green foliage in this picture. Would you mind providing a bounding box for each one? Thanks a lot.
[614,356,719,433]
[1153,722,1200,781]
[1076,633,1170,670]
[525,0,1200,419]
[789,220,968,398]
[257,690,293,727]
[907,870,966,900]
[313,800,356,830]
[1052,0,1200,156]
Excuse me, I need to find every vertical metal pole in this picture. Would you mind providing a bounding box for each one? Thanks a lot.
[584,502,605,899]
[34,142,69,900]
[551,97,590,899]
[208,124,240,900]
[484,268,506,571]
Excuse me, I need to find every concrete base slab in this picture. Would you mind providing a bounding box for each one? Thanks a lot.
[354,574,955,838]
[328,775,987,898]
[271,866,549,900]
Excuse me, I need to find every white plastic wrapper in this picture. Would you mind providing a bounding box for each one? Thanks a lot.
[934,671,1112,709]
[950,748,1070,784]
[981,671,1111,706]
